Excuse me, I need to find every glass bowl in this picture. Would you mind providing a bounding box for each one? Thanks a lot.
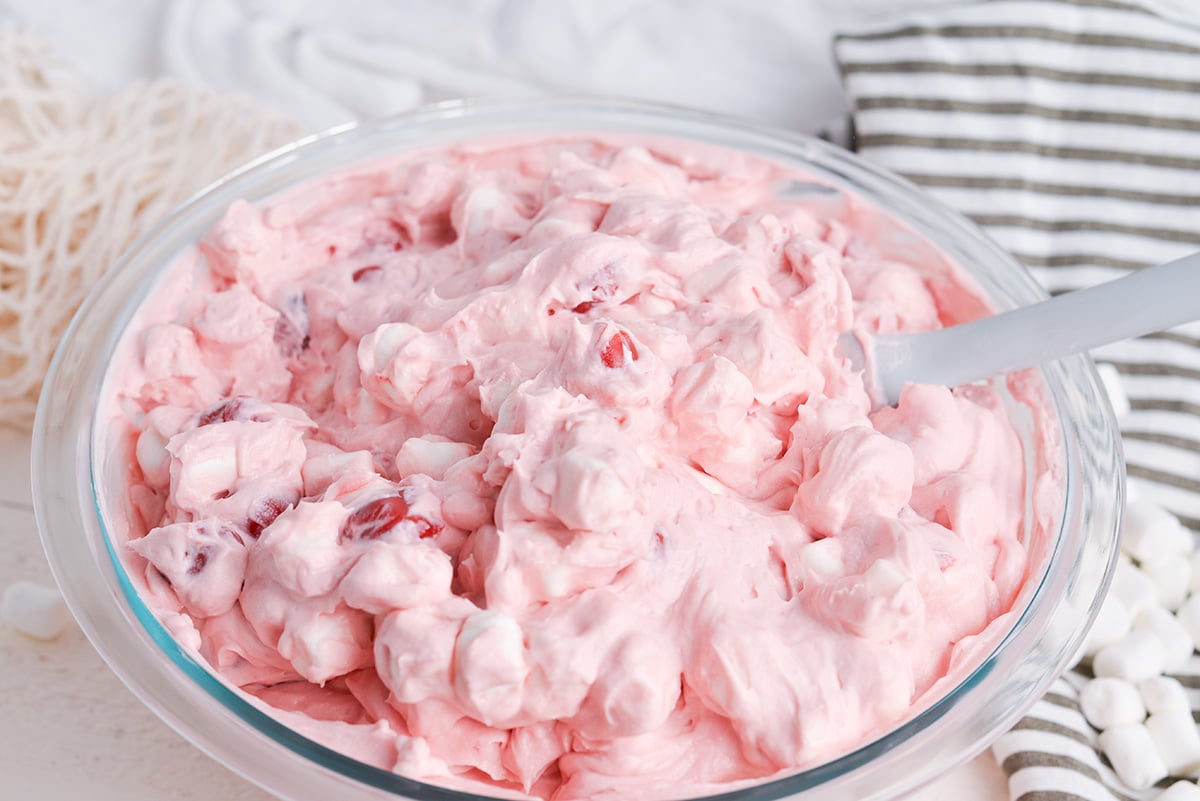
[32,98,1123,801]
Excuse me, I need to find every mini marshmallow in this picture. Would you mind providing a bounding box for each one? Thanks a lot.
[1123,496,1200,561]
[1094,630,1168,683]
[1137,606,1195,671]
[1147,708,1200,775]
[1080,677,1146,730]
[1124,500,1194,564]
[1177,595,1200,648]
[1099,724,1169,790]
[1191,550,1200,595]
[394,436,475,481]
[1141,676,1192,715]
[1096,363,1131,419]
[1142,556,1193,611]
[1156,781,1200,801]
[1,580,71,640]
[1111,560,1159,620]
[1173,521,1196,556]
[1086,593,1133,656]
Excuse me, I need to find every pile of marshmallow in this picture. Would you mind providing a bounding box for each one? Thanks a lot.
[1077,484,1200,798]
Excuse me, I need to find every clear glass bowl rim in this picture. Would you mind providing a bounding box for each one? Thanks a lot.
[32,96,1124,801]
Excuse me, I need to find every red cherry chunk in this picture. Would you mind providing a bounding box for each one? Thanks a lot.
[187,546,210,575]
[274,316,310,358]
[247,496,293,538]
[572,268,619,314]
[600,331,639,369]
[352,265,382,282]
[198,398,246,426]
[197,396,273,426]
[340,495,442,543]
[273,292,311,358]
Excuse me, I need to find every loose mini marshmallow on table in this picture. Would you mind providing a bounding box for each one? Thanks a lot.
[1094,630,1169,683]
[1086,593,1134,656]
[1124,499,1194,566]
[1112,559,1163,620]
[1143,556,1193,612]
[1,580,71,640]
[1080,677,1146,730]
[1141,676,1192,715]
[1147,708,1200,775]
[1137,606,1196,671]
[1157,782,1200,801]
[1100,723,1170,790]
[1083,493,1200,794]
[1190,551,1200,595]
[1176,594,1200,647]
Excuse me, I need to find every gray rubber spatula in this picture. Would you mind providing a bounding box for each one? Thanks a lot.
[839,251,1200,407]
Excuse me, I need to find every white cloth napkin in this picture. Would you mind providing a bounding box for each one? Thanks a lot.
[145,0,962,133]
[835,2,1200,798]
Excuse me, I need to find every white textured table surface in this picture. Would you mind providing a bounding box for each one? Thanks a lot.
[0,424,1007,799]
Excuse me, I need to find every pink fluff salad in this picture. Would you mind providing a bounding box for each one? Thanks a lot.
[98,135,1061,800]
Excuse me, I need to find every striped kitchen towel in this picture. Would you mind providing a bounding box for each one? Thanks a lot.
[834,1,1200,799]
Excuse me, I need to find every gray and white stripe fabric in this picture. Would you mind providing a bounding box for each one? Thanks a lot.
[835,0,1200,530]
[834,2,1200,798]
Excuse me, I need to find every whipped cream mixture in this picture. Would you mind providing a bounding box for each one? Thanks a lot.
[102,136,1056,800]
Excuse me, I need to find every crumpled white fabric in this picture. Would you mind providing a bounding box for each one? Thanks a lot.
[152,0,970,132]
[9,0,1200,133]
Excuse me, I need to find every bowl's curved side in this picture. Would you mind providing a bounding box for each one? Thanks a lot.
[33,97,1123,801]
